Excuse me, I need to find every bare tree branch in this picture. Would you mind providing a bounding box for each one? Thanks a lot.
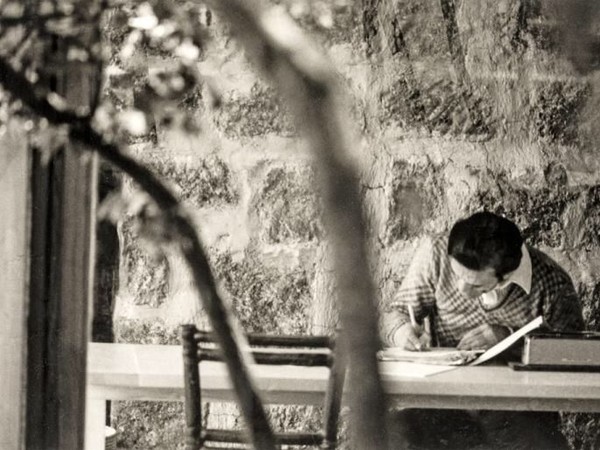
[203,1,389,448]
[0,56,278,450]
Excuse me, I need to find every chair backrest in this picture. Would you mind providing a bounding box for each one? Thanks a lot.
[181,325,345,449]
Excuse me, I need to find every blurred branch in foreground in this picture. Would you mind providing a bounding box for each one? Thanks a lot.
[203,0,389,447]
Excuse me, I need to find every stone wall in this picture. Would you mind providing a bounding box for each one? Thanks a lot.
[109,1,600,448]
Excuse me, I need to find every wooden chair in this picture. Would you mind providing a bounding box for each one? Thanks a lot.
[181,325,345,449]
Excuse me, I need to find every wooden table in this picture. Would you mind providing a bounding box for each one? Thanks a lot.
[85,342,600,450]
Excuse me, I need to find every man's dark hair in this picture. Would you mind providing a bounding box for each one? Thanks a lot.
[448,211,523,278]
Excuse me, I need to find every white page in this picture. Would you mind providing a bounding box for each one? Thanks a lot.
[379,361,458,378]
[469,315,544,366]
[378,347,483,365]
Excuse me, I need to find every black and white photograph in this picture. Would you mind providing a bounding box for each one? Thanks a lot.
[1,0,600,448]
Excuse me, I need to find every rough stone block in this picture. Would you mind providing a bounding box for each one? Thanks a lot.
[112,400,326,449]
[363,0,448,58]
[213,83,295,137]
[147,155,238,208]
[378,72,427,129]
[391,0,449,59]
[121,217,170,308]
[457,0,546,71]
[527,16,560,53]
[114,317,180,345]
[386,160,445,243]
[581,185,600,250]
[211,251,312,334]
[530,79,591,145]
[249,165,320,244]
[581,281,600,331]
[378,72,494,136]
[112,400,185,449]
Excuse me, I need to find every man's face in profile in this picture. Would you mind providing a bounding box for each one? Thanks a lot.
[449,257,499,299]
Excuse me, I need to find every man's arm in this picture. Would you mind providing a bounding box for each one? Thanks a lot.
[381,237,439,347]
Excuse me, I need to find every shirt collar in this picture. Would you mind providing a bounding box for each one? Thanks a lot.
[497,244,532,294]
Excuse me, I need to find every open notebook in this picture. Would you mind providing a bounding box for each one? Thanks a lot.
[379,316,544,367]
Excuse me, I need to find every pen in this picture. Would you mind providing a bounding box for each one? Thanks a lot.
[407,305,423,351]
[408,304,418,329]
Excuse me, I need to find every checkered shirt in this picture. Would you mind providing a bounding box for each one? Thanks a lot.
[381,235,584,347]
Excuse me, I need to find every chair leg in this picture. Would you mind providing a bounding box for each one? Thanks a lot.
[322,348,346,449]
[182,325,203,450]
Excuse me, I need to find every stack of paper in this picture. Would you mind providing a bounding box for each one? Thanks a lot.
[378,347,482,365]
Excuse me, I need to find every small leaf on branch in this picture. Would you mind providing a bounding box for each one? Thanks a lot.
[149,22,176,40]
[175,39,200,62]
[316,10,333,28]
[129,3,159,30]
[47,92,68,111]
[25,68,39,83]
[119,109,148,135]
[92,104,115,134]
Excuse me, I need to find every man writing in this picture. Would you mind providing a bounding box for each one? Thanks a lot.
[382,211,584,449]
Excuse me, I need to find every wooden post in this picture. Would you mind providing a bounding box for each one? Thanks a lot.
[26,147,97,450]
[25,35,98,449]
[0,126,30,450]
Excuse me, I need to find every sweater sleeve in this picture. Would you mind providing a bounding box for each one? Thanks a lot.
[381,236,440,346]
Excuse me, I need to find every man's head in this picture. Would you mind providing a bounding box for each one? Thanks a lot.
[448,212,523,298]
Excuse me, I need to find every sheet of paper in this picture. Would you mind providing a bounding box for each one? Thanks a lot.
[378,347,483,365]
[470,315,544,366]
[379,361,458,378]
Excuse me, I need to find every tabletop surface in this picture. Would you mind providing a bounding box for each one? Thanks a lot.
[87,342,600,411]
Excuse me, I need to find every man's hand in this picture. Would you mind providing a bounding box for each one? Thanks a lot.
[392,322,431,351]
[457,323,511,350]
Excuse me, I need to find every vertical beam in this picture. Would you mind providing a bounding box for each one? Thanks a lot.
[26,37,98,449]
[26,150,52,450]
[27,146,97,450]
[0,127,30,450]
